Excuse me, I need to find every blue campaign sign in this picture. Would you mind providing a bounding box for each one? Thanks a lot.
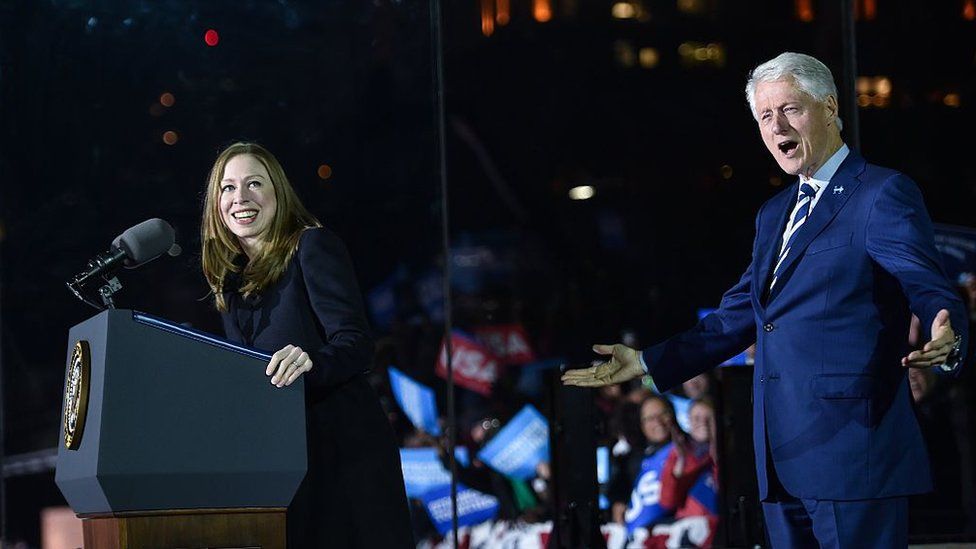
[597,446,611,510]
[668,394,692,432]
[624,443,674,534]
[388,366,441,436]
[454,445,470,468]
[934,224,976,283]
[421,483,500,535]
[697,308,749,366]
[688,469,719,515]
[477,404,549,481]
[399,448,452,499]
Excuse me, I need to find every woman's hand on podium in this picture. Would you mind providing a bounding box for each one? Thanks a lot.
[266,344,314,387]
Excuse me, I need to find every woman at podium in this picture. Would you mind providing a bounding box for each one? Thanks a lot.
[200,142,414,548]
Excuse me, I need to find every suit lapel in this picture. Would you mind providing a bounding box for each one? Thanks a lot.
[768,151,866,295]
[753,186,797,311]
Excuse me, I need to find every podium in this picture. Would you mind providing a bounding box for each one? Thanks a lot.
[55,310,307,549]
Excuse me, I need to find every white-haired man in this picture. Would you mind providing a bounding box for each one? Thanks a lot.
[564,52,967,547]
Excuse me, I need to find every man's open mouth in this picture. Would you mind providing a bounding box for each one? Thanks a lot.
[778,140,799,156]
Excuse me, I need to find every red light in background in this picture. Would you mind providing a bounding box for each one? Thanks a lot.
[317,164,333,180]
[204,29,219,47]
[162,131,179,145]
[159,92,175,107]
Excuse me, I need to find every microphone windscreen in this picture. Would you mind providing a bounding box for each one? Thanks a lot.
[112,218,177,267]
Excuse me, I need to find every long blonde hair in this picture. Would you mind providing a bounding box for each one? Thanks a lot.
[201,142,321,311]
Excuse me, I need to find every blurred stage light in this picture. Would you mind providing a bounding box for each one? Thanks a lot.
[497,0,511,25]
[317,164,333,180]
[966,0,976,20]
[162,131,179,145]
[569,186,595,200]
[204,29,219,47]
[481,0,495,36]
[720,165,733,180]
[534,0,552,22]
[944,93,961,107]
[875,77,891,96]
[795,0,814,22]
[612,2,636,19]
[638,47,659,68]
[159,92,175,107]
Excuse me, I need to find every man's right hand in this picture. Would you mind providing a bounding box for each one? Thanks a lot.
[561,344,646,387]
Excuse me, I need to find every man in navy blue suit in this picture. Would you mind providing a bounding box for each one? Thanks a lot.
[563,52,968,547]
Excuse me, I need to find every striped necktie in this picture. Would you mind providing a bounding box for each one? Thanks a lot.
[770,182,818,289]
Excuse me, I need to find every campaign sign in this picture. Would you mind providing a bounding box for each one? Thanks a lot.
[934,223,976,283]
[473,323,537,365]
[421,483,500,535]
[435,331,500,396]
[624,443,674,534]
[668,394,692,433]
[399,448,452,499]
[388,366,440,436]
[697,308,749,366]
[477,404,549,480]
[688,469,720,516]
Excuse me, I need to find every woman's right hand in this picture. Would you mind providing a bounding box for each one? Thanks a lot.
[266,344,314,388]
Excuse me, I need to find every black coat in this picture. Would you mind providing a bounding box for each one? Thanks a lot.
[222,227,413,548]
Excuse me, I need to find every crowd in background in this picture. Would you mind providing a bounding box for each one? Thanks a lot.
[358,268,976,547]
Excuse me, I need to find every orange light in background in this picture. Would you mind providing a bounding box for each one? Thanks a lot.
[638,47,659,68]
[159,92,175,107]
[317,164,333,180]
[769,175,783,187]
[965,0,976,20]
[856,76,872,94]
[862,0,876,20]
[496,0,510,25]
[481,0,495,36]
[533,0,552,22]
[944,93,961,107]
[720,165,734,180]
[795,0,814,22]
[162,130,179,145]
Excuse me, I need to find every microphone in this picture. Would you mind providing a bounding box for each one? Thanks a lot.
[67,218,181,303]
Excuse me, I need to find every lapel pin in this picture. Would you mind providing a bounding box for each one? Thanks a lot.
[833,185,844,195]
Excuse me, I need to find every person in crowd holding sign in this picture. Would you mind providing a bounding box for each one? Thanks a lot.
[608,395,681,528]
[659,397,719,548]
[200,142,413,548]
[564,52,968,547]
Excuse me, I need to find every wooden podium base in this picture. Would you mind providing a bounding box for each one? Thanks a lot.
[78,507,286,549]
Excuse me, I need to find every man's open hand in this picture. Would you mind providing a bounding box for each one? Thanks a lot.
[561,344,646,387]
[902,309,955,369]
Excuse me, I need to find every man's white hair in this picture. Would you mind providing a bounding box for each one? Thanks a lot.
[745,52,843,131]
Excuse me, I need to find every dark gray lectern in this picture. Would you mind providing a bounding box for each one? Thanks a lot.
[55,309,306,549]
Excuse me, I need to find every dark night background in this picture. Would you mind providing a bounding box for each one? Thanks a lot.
[1,0,974,546]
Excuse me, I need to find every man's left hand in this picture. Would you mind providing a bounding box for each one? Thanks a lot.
[902,309,955,369]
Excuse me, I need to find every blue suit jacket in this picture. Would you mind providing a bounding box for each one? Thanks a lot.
[643,150,969,501]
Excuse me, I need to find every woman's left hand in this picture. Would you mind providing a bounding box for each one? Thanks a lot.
[267,344,313,387]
